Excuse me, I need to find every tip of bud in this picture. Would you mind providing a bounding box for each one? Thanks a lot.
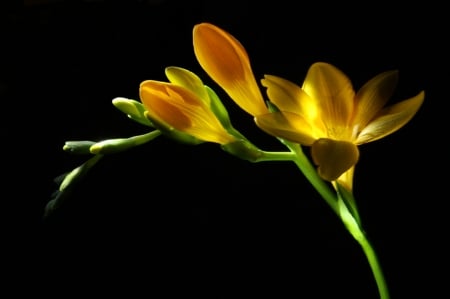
[112,97,130,105]
[89,144,101,154]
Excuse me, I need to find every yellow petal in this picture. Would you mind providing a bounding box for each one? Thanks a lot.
[302,62,355,131]
[311,138,360,182]
[353,70,398,129]
[165,66,209,105]
[356,90,425,144]
[336,166,355,192]
[261,74,327,135]
[255,112,317,145]
[193,23,268,116]
[261,75,307,112]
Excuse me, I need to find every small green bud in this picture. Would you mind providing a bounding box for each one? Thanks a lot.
[59,155,103,191]
[89,131,162,155]
[63,141,96,154]
[59,164,84,191]
[112,97,154,127]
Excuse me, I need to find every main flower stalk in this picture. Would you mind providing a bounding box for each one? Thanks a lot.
[285,139,390,299]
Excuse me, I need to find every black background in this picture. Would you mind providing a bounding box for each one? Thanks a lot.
[5,0,447,298]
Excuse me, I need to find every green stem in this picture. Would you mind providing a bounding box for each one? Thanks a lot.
[335,179,391,299]
[221,139,295,163]
[358,234,390,299]
[256,151,296,162]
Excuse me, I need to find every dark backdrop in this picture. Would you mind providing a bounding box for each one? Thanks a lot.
[6,1,447,298]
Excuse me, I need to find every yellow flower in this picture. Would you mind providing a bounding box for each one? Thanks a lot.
[139,67,237,145]
[193,22,269,116]
[256,62,425,188]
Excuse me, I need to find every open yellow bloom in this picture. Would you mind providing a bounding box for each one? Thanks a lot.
[139,67,237,145]
[193,22,269,116]
[192,22,424,189]
[256,62,425,188]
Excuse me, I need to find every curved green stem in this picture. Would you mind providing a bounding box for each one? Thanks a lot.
[283,139,390,299]
[340,200,390,299]
[226,136,390,298]
[359,233,390,299]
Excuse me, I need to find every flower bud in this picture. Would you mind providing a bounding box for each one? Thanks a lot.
[112,97,154,127]
[89,131,162,154]
[63,141,96,155]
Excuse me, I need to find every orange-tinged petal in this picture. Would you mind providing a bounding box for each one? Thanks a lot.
[140,81,193,129]
[261,74,327,135]
[193,23,268,116]
[302,62,355,132]
[355,90,425,144]
[353,70,398,129]
[140,80,236,145]
[311,138,360,182]
[255,112,317,145]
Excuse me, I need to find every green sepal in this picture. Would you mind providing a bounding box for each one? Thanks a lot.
[266,100,280,113]
[205,85,250,141]
[205,85,232,130]
[221,139,264,162]
[338,196,364,243]
[335,181,361,227]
